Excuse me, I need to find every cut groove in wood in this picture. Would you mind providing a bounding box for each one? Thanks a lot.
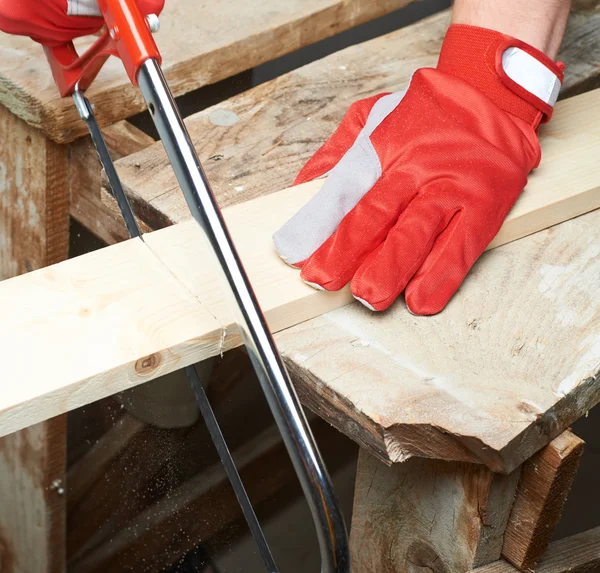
[502,431,585,571]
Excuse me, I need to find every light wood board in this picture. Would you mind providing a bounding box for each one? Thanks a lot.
[1,110,599,442]
[0,0,414,143]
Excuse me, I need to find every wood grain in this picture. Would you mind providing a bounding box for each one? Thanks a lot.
[350,449,521,573]
[277,205,600,474]
[471,527,600,573]
[69,121,155,244]
[0,0,415,144]
[502,431,585,571]
[0,103,70,573]
[115,9,600,226]
[2,137,600,469]
[0,103,69,280]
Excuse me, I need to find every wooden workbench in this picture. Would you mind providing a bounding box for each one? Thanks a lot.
[0,2,599,571]
[109,7,600,572]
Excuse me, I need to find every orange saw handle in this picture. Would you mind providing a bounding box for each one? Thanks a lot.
[44,0,161,97]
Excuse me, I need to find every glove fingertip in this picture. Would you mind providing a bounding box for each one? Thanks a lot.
[404,289,446,316]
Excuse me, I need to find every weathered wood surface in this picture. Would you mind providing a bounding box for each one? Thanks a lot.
[0,418,66,572]
[0,103,69,573]
[350,449,521,573]
[0,0,414,144]
[502,431,585,571]
[472,527,600,573]
[277,204,600,474]
[114,87,600,253]
[0,103,69,280]
[115,9,600,228]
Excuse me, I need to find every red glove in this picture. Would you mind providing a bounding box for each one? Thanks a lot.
[0,0,164,46]
[274,25,564,315]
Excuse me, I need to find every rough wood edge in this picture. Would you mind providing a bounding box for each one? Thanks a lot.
[471,527,600,573]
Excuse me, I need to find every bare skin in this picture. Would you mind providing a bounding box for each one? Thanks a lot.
[452,0,572,58]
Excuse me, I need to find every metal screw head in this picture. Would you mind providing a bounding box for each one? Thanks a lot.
[109,26,119,40]
[146,14,160,33]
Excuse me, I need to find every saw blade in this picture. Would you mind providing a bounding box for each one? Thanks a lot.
[73,90,142,240]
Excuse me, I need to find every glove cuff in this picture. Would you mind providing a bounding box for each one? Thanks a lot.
[437,24,564,128]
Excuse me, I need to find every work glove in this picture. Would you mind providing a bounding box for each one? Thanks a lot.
[0,0,164,46]
[274,25,564,315]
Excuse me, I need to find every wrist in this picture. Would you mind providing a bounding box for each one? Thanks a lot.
[451,0,571,59]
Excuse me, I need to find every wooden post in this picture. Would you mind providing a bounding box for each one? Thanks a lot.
[0,104,70,572]
[0,418,66,572]
[502,431,585,571]
[350,450,521,573]
[0,103,69,278]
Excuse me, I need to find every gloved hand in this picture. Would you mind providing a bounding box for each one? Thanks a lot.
[0,0,164,46]
[274,25,564,315]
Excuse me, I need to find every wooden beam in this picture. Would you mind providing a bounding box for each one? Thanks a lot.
[0,103,70,573]
[0,0,416,143]
[470,527,600,573]
[0,88,599,444]
[502,431,585,571]
[350,449,521,573]
[0,103,69,280]
[0,418,66,572]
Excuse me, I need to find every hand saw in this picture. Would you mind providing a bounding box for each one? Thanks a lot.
[43,2,350,571]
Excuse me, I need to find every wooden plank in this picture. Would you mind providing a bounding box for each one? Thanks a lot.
[350,449,521,573]
[471,527,600,573]
[115,8,600,225]
[0,0,415,144]
[1,102,600,442]
[0,103,69,279]
[560,6,600,97]
[502,431,585,571]
[276,201,600,474]
[0,418,66,572]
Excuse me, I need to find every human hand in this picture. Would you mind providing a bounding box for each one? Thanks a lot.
[274,25,564,315]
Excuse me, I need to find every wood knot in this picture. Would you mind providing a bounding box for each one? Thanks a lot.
[406,541,449,573]
[135,353,162,375]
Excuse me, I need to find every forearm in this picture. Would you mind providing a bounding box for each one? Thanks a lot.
[452,0,571,58]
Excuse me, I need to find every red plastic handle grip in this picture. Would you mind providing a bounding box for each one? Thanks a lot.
[44,0,161,97]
